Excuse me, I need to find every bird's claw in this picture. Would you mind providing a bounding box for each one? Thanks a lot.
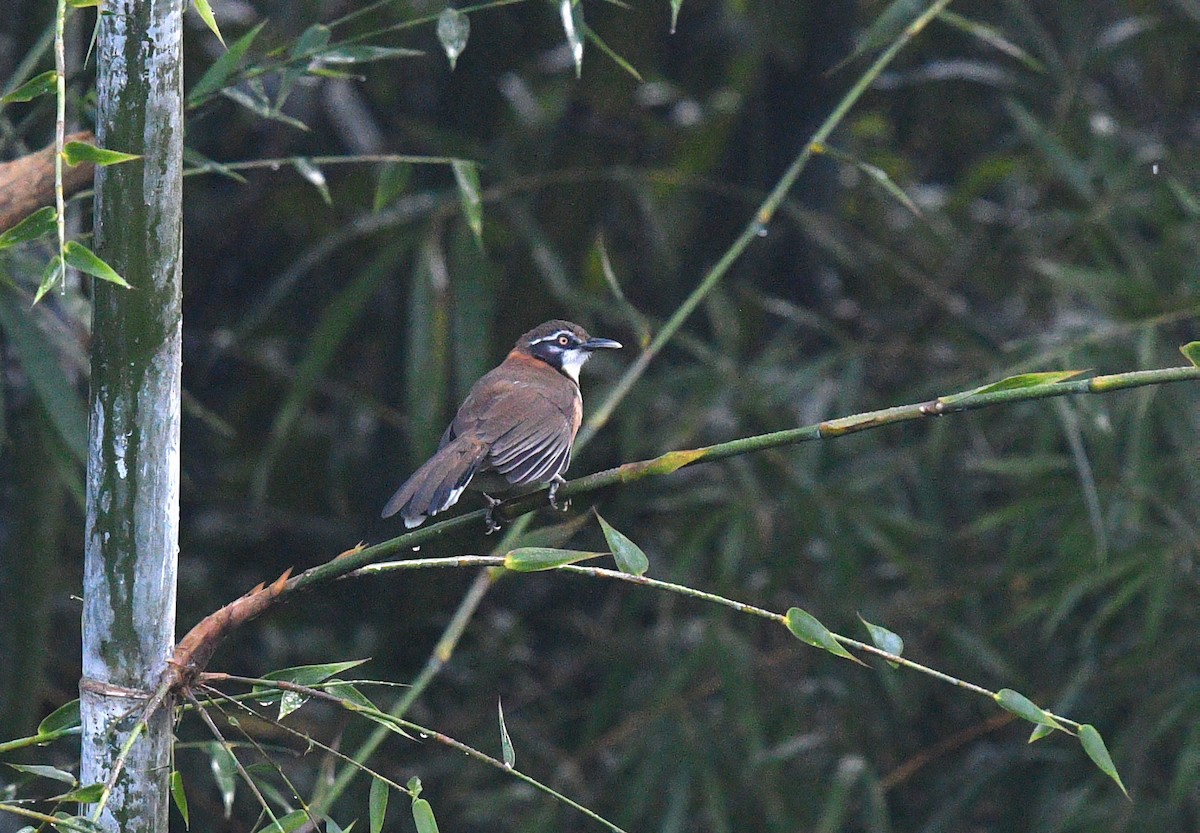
[483,493,503,534]
[548,476,570,512]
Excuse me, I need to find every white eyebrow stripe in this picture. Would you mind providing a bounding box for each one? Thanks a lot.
[529,330,575,345]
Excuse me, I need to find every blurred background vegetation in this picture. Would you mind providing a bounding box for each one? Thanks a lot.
[1,0,1199,830]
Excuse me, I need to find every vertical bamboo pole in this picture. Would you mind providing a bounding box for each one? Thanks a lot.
[80,1,183,830]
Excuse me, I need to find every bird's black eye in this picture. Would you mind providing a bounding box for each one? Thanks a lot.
[557,335,571,346]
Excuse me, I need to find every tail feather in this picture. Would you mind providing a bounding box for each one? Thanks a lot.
[381,436,487,527]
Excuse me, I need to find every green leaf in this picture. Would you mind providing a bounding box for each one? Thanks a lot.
[171,770,190,829]
[785,607,862,663]
[583,24,642,81]
[277,24,331,107]
[940,370,1086,404]
[411,798,440,833]
[858,614,903,666]
[261,659,369,687]
[66,0,100,6]
[407,776,422,798]
[833,0,924,71]
[222,87,311,131]
[436,7,470,71]
[1,70,58,104]
[937,10,1044,72]
[450,160,483,243]
[209,742,237,818]
[38,699,82,735]
[373,161,411,212]
[1079,724,1129,797]
[1028,723,1055,743]
[994,688,1063,729]
[498,697,515,768]
[260,809,308,833]
[7,763,77,785]
[62,141,141,167]
[188,21,266,105]
[1180,341,1200,368]
[192,0,226,46]
[503,547,607,572]
[63,241,131,288]
[55,783,104,803]
[0,285,87,462]
[291,157,332,205]
[315,45,423,65]
[325,680,378,711]
[368,777,388,833]
[0,206,57,250]
[816,144,921,217]
[669,0,682,33]
[596,512,649,575]
[183,146,248,182]
[32,255,64,305]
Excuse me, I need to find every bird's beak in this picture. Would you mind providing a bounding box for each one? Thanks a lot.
[583,337,622,351]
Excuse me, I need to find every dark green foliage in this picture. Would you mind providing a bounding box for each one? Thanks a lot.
[0,0,1198,831]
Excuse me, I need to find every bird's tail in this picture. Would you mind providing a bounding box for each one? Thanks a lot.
[381,436,487,527]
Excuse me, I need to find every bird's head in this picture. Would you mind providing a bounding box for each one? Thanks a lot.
[516,320,622,383]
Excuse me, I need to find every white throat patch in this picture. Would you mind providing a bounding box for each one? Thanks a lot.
[559,348,590,383]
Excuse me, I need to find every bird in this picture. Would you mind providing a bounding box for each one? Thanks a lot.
[381,320,622,531]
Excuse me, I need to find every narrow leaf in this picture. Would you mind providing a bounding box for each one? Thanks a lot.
[436,8,470,71]
[192,0,226,46]
[451,160,483,243]
[260,809,308,833]
[38,699,82,735]
[277,24,331,107]
[498,698,515,767]
[940,370,1086,404]
[411,798,440,833]
[315,45,423,65]
[63,141,141,167]
[559,0,585,78]
[1,70,58,104]
[292,157,332,205]
[325,680,378,711]
[832,0,924,71]
[32,255,64,305]
[1180,341,1200,368]
[937,10,1044,72]
[63,241,131,288]
[209,742,237,818]
[183,146,248,182]
[994,688,1063,729]
[171,770,190,829]
[6,764,77,785]
[1079,724,1129,797]
[669,0,682,33]
[1028,723,1055,743]
[503,548,607,572]
[0,206,57,250]
[188,21,266,105]
[261,659,370,688]
[584,25,642,81]
[785,607,862,663]
[373,161,411,212]
[858,614,903,666]
[596,512,649,575]
[368,777,388,833]
[55,783,104,803]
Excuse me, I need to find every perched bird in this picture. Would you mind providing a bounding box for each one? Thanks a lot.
[382,320,621,530]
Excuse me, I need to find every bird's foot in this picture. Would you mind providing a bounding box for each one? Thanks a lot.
[483,493,503,534]
[547,475,570,512]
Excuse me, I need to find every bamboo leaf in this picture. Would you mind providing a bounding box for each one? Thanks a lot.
[6,763,77,785]
[994,688,1063,729]
[1028,723,1055,743]
[451,160,483,243]
[38,699,82,735]
[503,548,607,572]
[411,798,440,833]
[583,25,642,81]
[0,206,57,250]
[55,783,104,803]
[208,743,237,818]
[1078,724,1129,797]
[1,70,58,104]
[315,45,423,65]
[188,21,266,105]
[0,285,87,462]
[32,255,64,305]
[192,0,226,47]
[261,659,369,688]
[937,10,1044,72]
[669,0,682,33]
[291,157,332,205]
[1180,341,1200,368]
[559,0,585,78]
[373,161,411,212]
[596,512,649,575]
[171,770,190,829]
[498,697,515,767]
[436,8,470,71]
[63,241,131,288]
[858,614,903,666]
[785,607,862,663]
[62,141,141,167]
[940,370,1086,404]
[260,809,308,833]
[368,777,388,833]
